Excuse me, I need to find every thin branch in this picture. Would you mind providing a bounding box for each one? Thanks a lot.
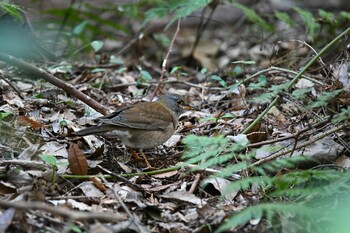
[0,72,24,99]
[242,26,350,134]
[290,39,327,74]
[252,124,347,166]
[0,52,109,115]
[151,18,181,100]
[0,200,126,222]
[97,165,143,191]
[189,173,201,193]
[99,174,149,233]
[248,119,331,148]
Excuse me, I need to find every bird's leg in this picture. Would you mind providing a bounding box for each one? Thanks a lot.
[139,149,154,169]
[128,147,143,160]
[128,148,154,169]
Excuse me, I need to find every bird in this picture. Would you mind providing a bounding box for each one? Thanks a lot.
[73,94,186,168]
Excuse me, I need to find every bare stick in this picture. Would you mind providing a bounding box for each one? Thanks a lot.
[0,200,125,222]
[0,71,24,99]
[189,173,201,193]
[248,119,331,148]
[97,165,143,191]
[99,174,148,233]
[0,52,109,115]
[150,18,181,100]
[252,124,346,166]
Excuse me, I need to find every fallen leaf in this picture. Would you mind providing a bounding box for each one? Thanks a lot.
[17,115,42,129]
[161,191,207,206]
[68,143,88,175]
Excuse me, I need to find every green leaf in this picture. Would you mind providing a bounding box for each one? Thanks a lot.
[170,66,181,74]
[91,40,104,52]
[60,120,68,127]
[308,90,342,108]
[143,0,210,27]
[70,224,83,233]
[233,66,243,75]
[199,116,217,123]
[318,9,335,23]
[91,68,106,73]
[249,75,267,89]
[231,60,256,65]
[268,83,288,92]
[332,108,350,123]
[209,75,227,87]
[140,70,153,83]
[340,11,350,20]
[221,113,236,119]
[291,88,312,99]
[274,11,296,27]
[231,3,274,32]
[200,68,208,74]
[294,7,320,40]
[39,154,57,166]
[0,111,13,120]
[109,55,124,64]
[73,20,89,35]
[250,92,275,104]
[153,33,171,47]
[0,3,23,20]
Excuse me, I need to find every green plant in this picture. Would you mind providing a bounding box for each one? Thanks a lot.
[181,134,350,232]
[39,154,68,187]
[0,2,22,18]
[144,0,211,27]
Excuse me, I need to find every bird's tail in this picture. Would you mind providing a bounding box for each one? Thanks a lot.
[73,125,111,136]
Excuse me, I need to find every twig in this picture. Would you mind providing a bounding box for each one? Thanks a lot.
[99,174,149,233]
[0,200,126,222]
[189,173,201,193]
[0,72,24,99]
[186,3,218,65]
[150,18,181,100]
[0,52,109,115]
[97,165,143,191]
[242,26,350,134]
[252,124,347,166]
[248,119,331,148]
[290,39,327,74]
[60,162,236,180]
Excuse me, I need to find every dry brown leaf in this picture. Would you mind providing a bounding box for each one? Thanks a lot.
[0,182,16,195]
[17,115,42,129]
[68,143,88,175]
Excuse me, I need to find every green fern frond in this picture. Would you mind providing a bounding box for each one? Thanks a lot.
[182,135,250,170]
[0,2,23,19]
[144,0,211,27]
[213,162,250,178]
[308,90,342,108]
[193,153,237,171]
[230,2,274,32]
[257,156,311,172]
[224,176,274,194]
[216,203,314,233]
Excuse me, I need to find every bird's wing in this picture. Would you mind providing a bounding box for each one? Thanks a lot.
[100,102,175,130]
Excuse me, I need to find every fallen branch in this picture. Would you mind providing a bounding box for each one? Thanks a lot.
[0,200,126,222]
[252,124,347,166]
[0,52,109,115]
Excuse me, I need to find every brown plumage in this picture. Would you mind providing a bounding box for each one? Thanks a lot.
[74,94,186,168]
